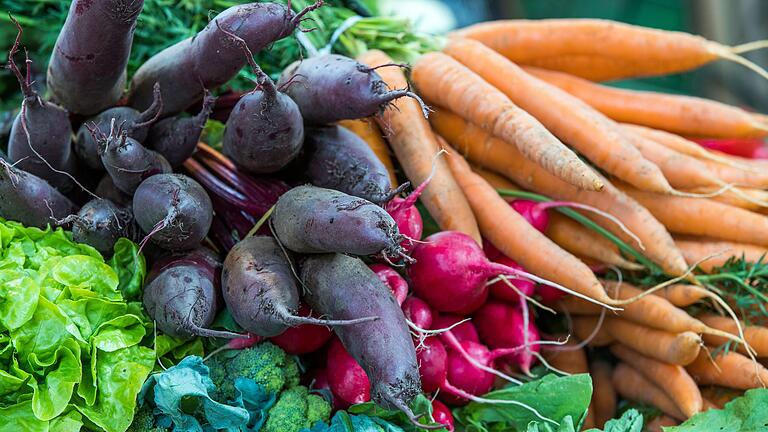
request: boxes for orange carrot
[611,344,702,417]
[570,316,614,347]
[682,186,768,211]
[357,50,481,243]
[606,318,701,365]
[686,350,768,390]
[652,284,714,307]
[590,360,617,428]
[698,158,768,188]
[699,386,743,409]
[431,109,689,276]
[443,38,672,193]
[338,119,397,187]
[546,213,643,270]
[444,149,615,305]
[700,315,768,357]
[674,238,768,273]
[526,67,768,138]
[583,408,595,430]
[612,363,686,420]
[622,124,759,171]
[453,19,768,81]
[471,165,519,190]
[620,185,768,246]
[411,51,604,191]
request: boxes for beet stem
[133,82,164,128]
[281,311,379,327]
[290,0,325,29]
[6,15,34,98]
[215,20,277,99]
[191,325,243,339]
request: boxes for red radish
[482,238,502,261]
[473,301,541,374]
[227,333,263,350]
[431,314,479,343]
[454,287,489,315]
[402,296,433,330]
[369,264,408,306]
[327,338,371,405]
[386,178,429,251]
[537,284,567,304]
[488,257,536,303]
[511,199,608,232]
[442,340,496,404]
[409,231,566,312]
[431,400,455,431]
[310,368,348,411]
[693,137,767,158]
[269,304,333,355]
[416,336,448,393]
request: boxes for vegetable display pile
[3,1,768,431]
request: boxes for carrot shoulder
[444,149,613,304]
[699,314,768,357]
[443,38,672,194]
[431,108,689,277]
[612,362,687,420]
[357,50,481,244]
[527,66,768,138]
[606,318,701,366]
[411,51,604,191]
[686,350,768,390]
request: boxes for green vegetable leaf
[584,409,643,432]
[0,401,49,432]
[348,393,445,431]
[108,238,146,301]
[0,269,40,330]
[526,415,577,432]
[454,374,593,432]
[29,339,81,421]
[665,388,768,432]
[306,410,406,432]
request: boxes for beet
[147,91,216,167]
[63,198,137,255]
[132,174,213,251]
[0,159,78,228]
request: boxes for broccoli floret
[263,386,332,432]
[206,342,300,402]
[126,405,167,432]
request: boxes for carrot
[471,165,519,190]
[686,350,768,389]
[583,409,596,430]
[699,386,743,409]
[698,158,768,188]
[522,55,659,82]
[700,315,768,357]
[622,130,731,190]
[541,339,589,374]
[443,38,672,194]
[611,344,702,417]
[622,124,759,172]
[590,360,616,428]
[620,185,768,247]
[546,213,643,270]
[606,318,701,365]
[357,50,481,244]
[674,238,768,273]
[526,67,768,138]
[338,119,397,187]
[612,362,686,420]
[652,284,714,307]
[411,51,604,191]
[559,281,738,345]
[444,149,615,305]
[453,19,768,81]
[682,186,768,211]
[432,109,689,277]
[570,316,613,347]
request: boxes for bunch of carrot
[340,18,768,429]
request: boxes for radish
[488,257,536,303]
[386,180,427,251]
[441,340,496,404]
[454,288,489,315]
[415,337,447,393]
[482,238,502,261]
[269,304,333,355]
[370,264,408,306]
[430,314,479,344]
[430,400,455,431]
[402,297,433,330]
[537,285,567,304]
[473,301,541,374]
[327,338,371,405]
[408,231,568,312]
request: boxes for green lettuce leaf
[454,374,593,432]
[665,388,768,432]
[584,409,643,432]
[0,219,157,431]
[348,393,446,431]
